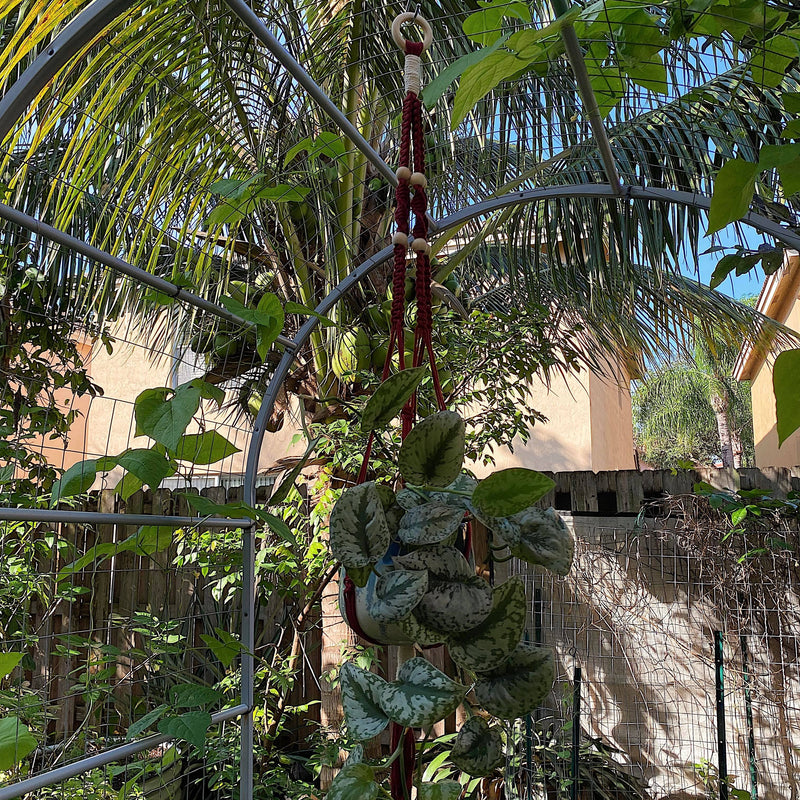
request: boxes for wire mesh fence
[511,505,800,800]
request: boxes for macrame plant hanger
[346,11,449,799]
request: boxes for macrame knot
[404,53,422,96]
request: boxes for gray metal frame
[2,0,800,798]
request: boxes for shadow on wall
[518,516,800,800]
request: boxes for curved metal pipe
[0,0,138,142]
[244,180,800,497]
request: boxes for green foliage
[0,249,101,504]
[0,717,36,771]
[398,411,466,487]
[449,716,504,777]
[774,349,800,445]
[471,467,555,517]
[361,366,428,432]
[633,324,755,469]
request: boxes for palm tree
[0,0,796,402]
[632,324,755,469]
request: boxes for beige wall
[82,325,299,488]
[64,320,636,483]
[470,366,635,477]
[750,287,800,468]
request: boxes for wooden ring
[391,12,433,54]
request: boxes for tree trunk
[710,391,735,468]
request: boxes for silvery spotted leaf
[449,716,504,777]
[492,507,573,576]
[367,569,428,625]
[429,472,478,509]
[448,577,527,672]
[339,661,389,741]
[329,482,390,583]
[474,642,554,719]
[415,575,492,634]
[379,657,466,728]
[400,610,444,647]
[418,781,462,800]
[398,411,465,487]
[327,762,380,800]
[396,488,428,511]
[393,544,472,580]
[397,502,465,546]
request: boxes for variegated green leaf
[415,575,493,634]
[448,578,527,672]
[493,507,573,576]
[367,569,428,625]
[379,658,466,728]
[396,488,427,510]
[343,745,364,766]
[429,472,478,509]
[394,544,472,580]
[474,642,554,720]
[328,762,380,800]
[418,780,463,800]
[472,468,555,517]
[397,503,465,546]
[449,716,504,777]
[340,662,390,741]
[384,504,406,537]
[329,482,390,585]
[361,366,428,432]
[398,411,466,487]
[401,611,445,647]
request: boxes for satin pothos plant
[326,369,574,798]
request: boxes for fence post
[741,634,758,799]
[714,631,728,800]
[572,666,581,800]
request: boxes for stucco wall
[589,367,636,471]
[470,367,635,477]
[83,326,299,487]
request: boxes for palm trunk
[710,391,735,468]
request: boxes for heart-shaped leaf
[169,684,221,708]
[0,653,23,679]
[399,411,465,487]
[379,657,466,728]
[449,716,504,777]
[491,507,573,576]
[340,662,390,741]
[474,642,554,720]
[418,780,463,800]
[157,711,211,750]
[368,569,428,625]
[472,468,555,517]
[397,503,465,546]
[328,763,380,800]
[428,472,478,509]
[448,578,527,672]
[361,366,428,432]
[401,611,445,647]
[396,488,428,510]
[394,544,472,580]
[0,717,37,770]
[415,575,493,634]
[126,704,169,740]
[329,482,390,584]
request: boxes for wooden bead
[411,237,429,253]
[392,232,409,247]
[410,172,427,189]
[396,166,412,182]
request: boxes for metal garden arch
[1,1,800,798]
